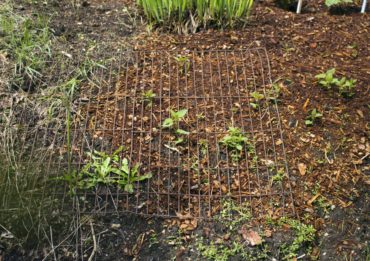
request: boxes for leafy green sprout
[199,139,208,156]
[220,127,250,161]
[337,77,356,98]
[267,83,281,101]
[59,147,152,194]
[162,109,187,128]
[315,68,357,97]
[315,68,337,89]
[250,91,265,109]
[305,109,323,126]
[175,55,190,73]
[142,89,156,106]
[271,168,285,184]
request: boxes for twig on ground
[87,220,97,261]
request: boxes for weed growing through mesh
[59,146,152,194]
[175,55,190,73]
[250,91,265,109]
[220,127,252,162]
[142,89,156,106]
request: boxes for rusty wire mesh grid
[71,48,296,220]
[0,48,295,222]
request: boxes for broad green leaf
[176,129,189,135]
[124,184,134,193]
[162,118,174,128]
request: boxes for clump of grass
[0,2,52,90]
[137,0,254,31]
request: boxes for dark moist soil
[2,0,369,260]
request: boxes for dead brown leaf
[239,227,262,246]
[176,212,193,220]
[298,163,307,176]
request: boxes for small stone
[111,223,121,229]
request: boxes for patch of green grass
[137,0,254,31]
[325,0,353,7]
[0,2,52,89]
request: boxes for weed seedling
[316,68,357,97]
[336,77,356,98]
[278,218,316,260]
[113,158,152,193]
[250,91,265,109]
[218,198,251,231]
[59,147,152,193]
[220,127,249,161]
[142,89,156,106]
[305,109,323,126]
[267,83,281,102]
[315,68,337,90]
[175,55,190,73]
[271,168,285,184]
[162,109,188,133]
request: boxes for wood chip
[298,163,307,176]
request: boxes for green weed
[142,89,156,106]
[271,168,285,184]
[305,109,323,126]
[196,239,243,261]
[315,68,356,97]
[250,91,265,109]
[0,3,52,89]
[217,198,251,231]
[315,68,337,90]
[278,218,316,260]
[162,109,189,135]
[175,55,190,73]
[59,147,152,194]
[337,77,356,98]
[220,127,251,161]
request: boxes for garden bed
[76,48,295,219]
